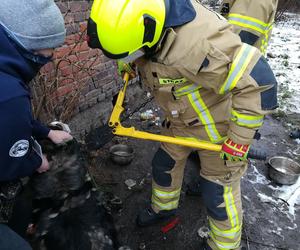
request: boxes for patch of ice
[286,224,298,231]
[275,177,300,217]
[258,193,278,204]
[243,195,251,202]
[247,164,270,185]
[268,23,300,114]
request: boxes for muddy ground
[86,101,300,250]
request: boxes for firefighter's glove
[117,60,136,78]
[220,138,250,161]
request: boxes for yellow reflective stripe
[153,188,181,199]
[231,110,264,128]
[228,13,274,54]
[159,77,187,85]
[173,84,202,98]
[260,24,273,54]
[187,91,223,143]
[210,233,241,250]
[151,197,179,210]
[219,44,256,94]
[228,13,270,34]
[209,220,241,239]
[224,186,239,228]
[229,13,269,27]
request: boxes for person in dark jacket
[0,0,72,249]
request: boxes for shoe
[136,206,176,227]
[290,129,300,139]
[186,178,202,196]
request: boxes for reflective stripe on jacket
[219,0,278,54]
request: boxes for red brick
[59,78,74,86]
[59,65,73,77]
[56,2,68,13]
[78,51,89,61]
[65,34,81,46]
[77,71,89,81]
[76,42,89,52]
[68,2,82,12]
[66,24,80,35]
[88,49,99,57]
[55,58,71,69]
[64,14,74,24]
[56,85,73,97]
[81,1,90,11]
[66,55,79,63]
[55,46,72,59]
[74,12,85,23]
[40,62,55,74]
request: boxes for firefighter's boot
[136,206,176,227]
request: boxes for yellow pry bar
[108,73,222,152]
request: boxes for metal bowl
[268,156,300,185]
[109,144,134,165]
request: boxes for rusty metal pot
[268,156,300,185]
[109,144,134,165]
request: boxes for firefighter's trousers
[150,125,247,250]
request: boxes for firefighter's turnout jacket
[137,1,277,250]
[220,0,278,54]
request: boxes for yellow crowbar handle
[108,73,222,152]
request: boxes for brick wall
[31,0,127,139]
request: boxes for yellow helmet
[87,0,166,59]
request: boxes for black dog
[30,136,120,250]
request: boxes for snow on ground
[267,14,300,115]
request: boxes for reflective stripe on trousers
[152,188,181,211]
[209,186,242,250]
[231,109,264,128]
[219,43,257,94]
[228,13,274,54]
[187,91,224,143]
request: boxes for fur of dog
[30,136,119,250]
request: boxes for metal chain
[121,96,154,122]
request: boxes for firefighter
[87,0,277,249]
[219,0,278,54]
[187,0,279,196]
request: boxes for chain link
[121,96,154,122]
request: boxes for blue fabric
[164,0,196,28]
[199,176,228,221]
[0,97,43,181]
[0,224,32,250]
[152,148,175,187]
[0,25,50,181]
[250,56,278,110]
[239,30,259,46]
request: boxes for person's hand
[220,138,250,161]
[117,60,136,78]
[48,129,73,145]
[36,154,50,173]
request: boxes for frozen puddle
[275,177,300,217]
